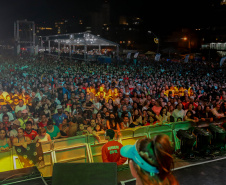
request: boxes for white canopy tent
[39,32,119,60]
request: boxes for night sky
[0,0,217,40]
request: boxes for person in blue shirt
[45,119,61,140]
[52,105,67,127]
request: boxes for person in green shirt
[45,119,61,140]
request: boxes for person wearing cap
[52,105,67,127]
[18,109,30,129]
[120,135,178,185]
[101,129,127,166]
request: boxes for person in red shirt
[101,129,127,166]
[24,121,37,140]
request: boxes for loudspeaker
[0,166,47,185]
[52,163,117,185]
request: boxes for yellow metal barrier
[1,121,199,176]
[54,144,91,164]
[0,149,13,172]
[148,124,173,144]
[87,133,106,145]
[89,141,108,163]
[53,135,87,150]
[133,126,148,137]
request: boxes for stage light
[176,129,196,158]
[193,127,212,156]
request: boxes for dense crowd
[0,53,226,151]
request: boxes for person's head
[186,110,193,118]
[2,105,8,113]
[90,119,96,127]
[43,103,49,110]
[62,118,69,125]
[110,112,115,119]
[0,129,6,140]
[19,100,24,107]
[56,105,63,114]
[105,129,115,140]
[11,120,20,130]
[47,119,54,130]
[38,127,47,136]
[177,117,182,122]
[95,124,101,132]
[22,109,28,119]
[215,104,221,111]
[160,107,167,116]
[122,105,127,112]
[121,135,177,185]
[41,114,47,122]
[79,123,85,131]
[2,114,9,123]
[176,103,183,111]
[18,128,24,138]
[205,105,211,112]
[25,121,32,131]
[123,116,129,123]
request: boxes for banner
[15,142,45,168]
[155,53,161,61]
[184,54,190,63]
[220,56,226,67]
[134,52,139,58]
[127,53,131,59]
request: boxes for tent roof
[41,32,119,47]
[145,51,156,55]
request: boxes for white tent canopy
[39,32,119,58]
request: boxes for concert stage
[118,154,226,185]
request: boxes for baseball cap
[11,120,20,126]
[22,109,28,114]
[120,141,159,175]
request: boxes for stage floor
[43,152,226,185]
[118,152,226,185]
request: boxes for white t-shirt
[172,109,185,122]
[93,102,102,114]
[15,105,26,113]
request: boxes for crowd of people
[0,53,226,152]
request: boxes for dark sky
[0,0,217,40]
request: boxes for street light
[148,30,159,53]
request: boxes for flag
[15,142,45,168]
[155,54,161,61]
[134,52,139,58]
[184,54,190,63]
[220,56,226,67]
[127,53,131,59]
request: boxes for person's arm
[47,134,52,141]
[106,120,111,129]
[53,131,61,139]
[12,138,21,146]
